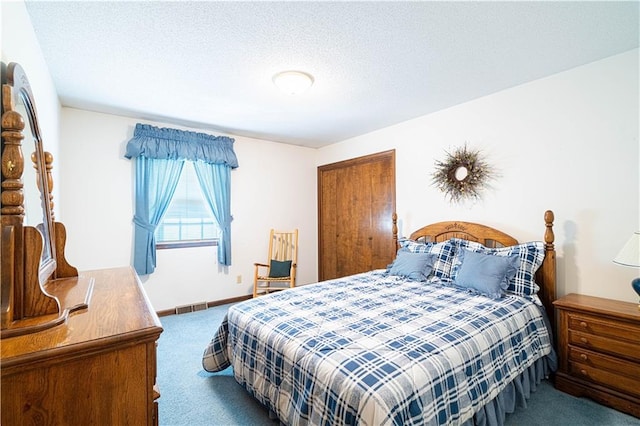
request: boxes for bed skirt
[464,351,557,426]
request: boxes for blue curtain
[125,123,239,167]
[125,124,239,274]
[132,157,184,275]
[193,161,233,265]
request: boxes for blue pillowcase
[452,248,519,299]
[388,251,436,282]
[450,238,545,298]
[397,238,456,280]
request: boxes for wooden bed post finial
[544,210,555,249]
[392,212,398,249]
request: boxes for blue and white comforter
[202,270,552,426]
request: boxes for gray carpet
[157,303,640,426]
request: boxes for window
[126,123,237,274]
[156,162,219,249]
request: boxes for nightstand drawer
[568,330,640,362]
[569,346,640,381]
[569,359,640,398]
[568,314,640,345]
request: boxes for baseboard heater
[156,295,252,318]
[174,302,208,315]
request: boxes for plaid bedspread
[202,270,552,426]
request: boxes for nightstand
[554,293,640,418]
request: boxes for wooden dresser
[554,293,640,418]
[1,267,163,425]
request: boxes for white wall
[1,0,61,192]
[317,49,640,304]
[60,109,317,311]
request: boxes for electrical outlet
[236,275,242,284]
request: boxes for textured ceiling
[25,1,639,148]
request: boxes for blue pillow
[452,248,519,299]
[450,238,545,298]
[397,238,456,280]
[268,259,292,278]
[388,251,436,282]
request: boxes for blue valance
[125,123,239,168]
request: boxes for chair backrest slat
[269,229,298,263]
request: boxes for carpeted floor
[157,304,640,426]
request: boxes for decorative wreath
[431,144,495,203]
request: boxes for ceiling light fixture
[272,70,314,95]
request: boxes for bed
[203,211,558,426]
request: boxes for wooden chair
[253,229,298,297]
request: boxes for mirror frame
[2,62,57,283]
[2,62,86,339]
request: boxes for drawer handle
[579,321,587,328]
[580,369,588,376]
[580,337,588,344]
[580,353,588,361]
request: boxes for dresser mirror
[1,62,88,338]
[14,79,55,272]
[1,62,56,285]
[19,101,46,230]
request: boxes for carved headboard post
[392,212,398,251]
[538,210,556,329]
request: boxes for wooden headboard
[400,210,557,328]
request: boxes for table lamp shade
[614,231,640,307]
[613,231,640,267]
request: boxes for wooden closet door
[318,150,396,281]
